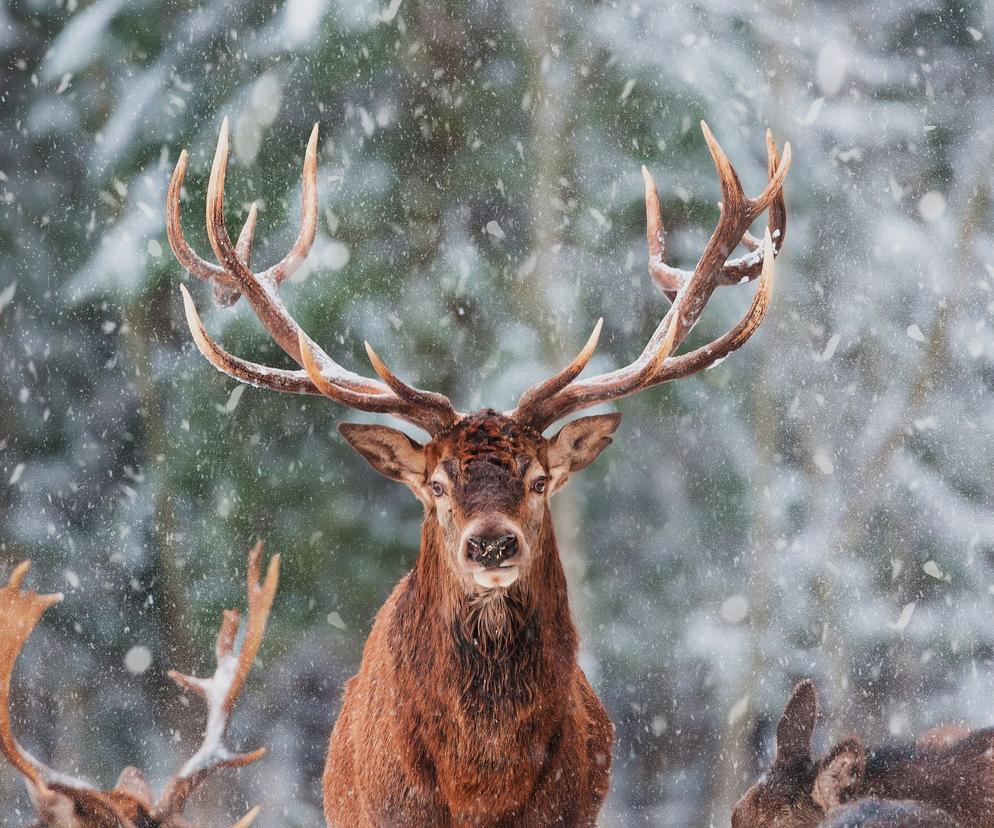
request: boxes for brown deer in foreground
[166,117,790,826]
[0,544,278,827]
[732,680,989,828]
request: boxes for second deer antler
[0,545,279,828]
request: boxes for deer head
[734,681,994,828]
[338,411,620,590]
[166,119,789,596]
[732,681,873,828]
[0,544,278,828]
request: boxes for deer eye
[532,477,547,494]
[431,481,445,497]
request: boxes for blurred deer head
[731,680,826,828]
[0,544,278,828]
[733,680,991,828]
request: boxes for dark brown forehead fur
[431,410,543,472]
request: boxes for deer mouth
[471,564,521,590]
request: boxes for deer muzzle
[467,533,519,568]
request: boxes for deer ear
[546,413,621,494]
[339,424,427,494]
[812,738,866,812]
[775,680,818,763]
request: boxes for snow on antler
[154,541,279,820]
[0,547,278,828]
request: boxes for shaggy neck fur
[323,474,614,825]
[391,512,577,722]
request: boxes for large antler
[167,119,459,435]
[510,123,790,431]
[0,548,276,827]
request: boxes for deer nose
[467,534,519,568]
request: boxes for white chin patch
[472,567,520,590]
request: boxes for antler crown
[168,119,789,436]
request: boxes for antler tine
[749,129,792,219]
[0,562,63,793]
[236,203,258,267]
[179,284,322,396]
[296,334,457,433]
[223,542,278,716]
[261,122,319,287]
[510,319,603,418]
[166,150,241,292]
[169,119,461,435]
[364,341,462,418]
[513,126,789,432]
[213,203,258,308]
[645,127,790,295]
[154,542,279,820]
[643,166,679,298]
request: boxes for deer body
[320,412,617,825]
[834,735,993,828]
[324,516,612,826]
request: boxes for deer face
[732,681,868,828]
[339,411,620,592]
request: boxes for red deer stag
[0,543,278,827]
[166,117,790,826]
[732,680,989,828]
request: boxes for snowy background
[3,0,994,825]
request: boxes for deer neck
[393,514,578,718]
